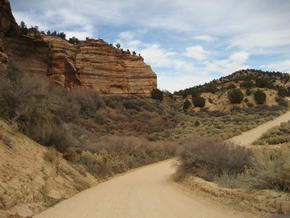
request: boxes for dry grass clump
[247,148,290,191]
[176,137,290,192]
[176,138,252,181]
[254,121,290,145]
[78,136,177,178]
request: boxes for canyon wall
[43,36,157,96]
[0,0,157,96]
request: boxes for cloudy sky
[11,0,290,92]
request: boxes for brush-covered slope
[175,69,290,111]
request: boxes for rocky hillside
[0,0,157,96]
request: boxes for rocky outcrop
[0,0,19,71]
[0,0,157,96]
[43,36,157,96]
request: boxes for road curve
[35,109,290,218]
[230,110,290,146]
[35,160,252,218]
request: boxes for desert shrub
[177,138,253,181]
[151,89,163,101]
[228,88,244,104]
[190,90,201,98]
[246,102,254,108]
[194,120,200,127]
[255,78,273,88]
[73,90,104,116]
[275,96,289,107]
[57,93,80,123]
[240,81,254,88]
[183,100,191,111]
[227,84,236,89]
[246,89,252,96]
[277,86,289,97]
[192,96,205,107]
[35,124,76,153]
[254,90,266,104]
[81,136,176,177]
[248,149,290,192]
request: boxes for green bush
[254,90,266,104]
[277,86,289,97]
[227,84,236,89]
[255,78,273,88]
[194,120,200,127]
[228,88,244,104]
[151,89,163,101]
[240,81,254,88]
[192,96,205,107]
[183,100,192,111]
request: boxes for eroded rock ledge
[43,36,157,96]
[0,0,157,96]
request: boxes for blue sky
[11,0,290,92]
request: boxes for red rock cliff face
[0,0,19,71]
[0,0,157,96]
[43,36,157,96]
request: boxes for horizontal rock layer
[1,0,157,96]
[43,36,157,96]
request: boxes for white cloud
[127,40,142,48]
[139,44,175,67]
[65,31,91,40]
[260,60,290,73]
[119,31,135,40]
[229,51,249,63]
[116,32,197,74]
[185,45,207,60]
[193,35,216,42]
[229,29,290,51]
[204,59,249,75]
[158,73,212,92]
[203,51,251,75]
[13,11,48,30]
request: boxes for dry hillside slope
[0,120,97,218]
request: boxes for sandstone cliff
[43,36,157,96]
[0,0,19,71]
[0,0,157,96]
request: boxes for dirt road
[230,110,290,146]
[35,160,254,218]
[35,110,290,218]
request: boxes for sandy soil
[35,109,290,218]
